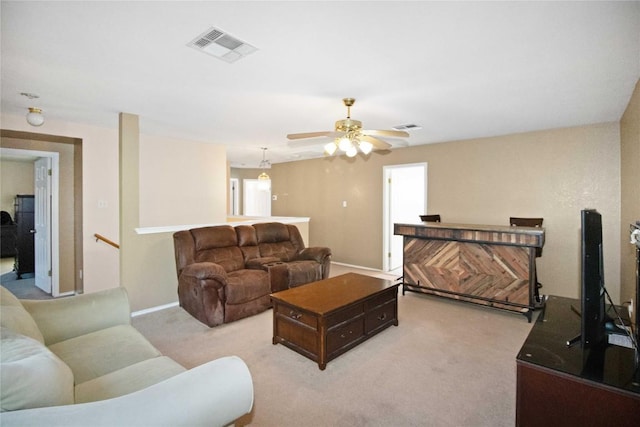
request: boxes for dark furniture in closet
[15,195,35,278]
[1,211,17,258]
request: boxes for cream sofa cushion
[49,324,162,383]
[0,287,44,344]
[0,328,74,412]
[75,356,186,403]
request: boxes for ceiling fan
[286,98,409,157]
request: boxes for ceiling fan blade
[362,129,410,138]
[360,135,391,150]
[286,131,334,140]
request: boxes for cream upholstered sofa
[0,285,253,426]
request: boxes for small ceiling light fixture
[324,131,373,157]
[26,107,44,127]
[257,147,271,190]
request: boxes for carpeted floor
[0,271,52,300]
[132,264,536,427]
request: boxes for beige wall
[120,114,228,311]
[271,122,623,302]
[139,134,227,227]
[0,159,34,213]
[620,79,640,304]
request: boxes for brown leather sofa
[173,222,331,327]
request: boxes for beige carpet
[132,264,536,426]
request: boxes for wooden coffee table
[271,272,399,370]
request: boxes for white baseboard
[331,261,381,272]
[132,301,179,317]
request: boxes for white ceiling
[2,1,639,168]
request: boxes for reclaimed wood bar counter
[394,222,545,321]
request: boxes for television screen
[580,209,607,349]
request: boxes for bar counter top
[394,221,545,248]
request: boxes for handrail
[94,233,120,249]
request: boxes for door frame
[229,178,239,215]
[382,163,427,272]
[1,147,59,296]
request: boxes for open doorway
[243,179,271,216]
[1,129,83,297]
[0,148,59,296]
[382,163,427,273]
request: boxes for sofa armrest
[297,246,331,263]
[21,287,131,346]
[0,355,254,427]
[180,262,228,284]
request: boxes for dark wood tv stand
[516,295,640,427]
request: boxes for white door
[383,163,427,271]
[34,157,52,293]
[243,179,271,216]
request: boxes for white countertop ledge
[135,216,310,235]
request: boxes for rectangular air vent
[392,124,422,131]
[187,27,257,63]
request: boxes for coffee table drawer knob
[378,313,387,321]
[289,310,302,320]
[340,330,354,339]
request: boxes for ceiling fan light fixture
[359,141,373,155]
[26,107,44,126]
[324,142,338,155]
[287,98,407,158]
[337,136,352,151]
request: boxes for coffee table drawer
[275,304,317,328]
[365,300,396,334]
[326,304,363,328]
[364,288,396,310]
[327,318,364,355]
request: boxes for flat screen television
[579,209,609,349]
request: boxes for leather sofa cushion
[0,327,74,411]
[254,222,289,243]
[235,225,257,246]
[225,270,270,305]
[236,225,260,262]
[195,246,244,273]
[192,226,245,273]
[254,223,297,261]
[192,226,237,251]
[257,241,297,261]
[49,325,162,384]
[75,356,185,404]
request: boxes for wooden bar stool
[510,217,543,302]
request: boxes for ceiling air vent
[392,124,422,131]
[187,27,257,63]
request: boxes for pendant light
[258,147,271,190]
